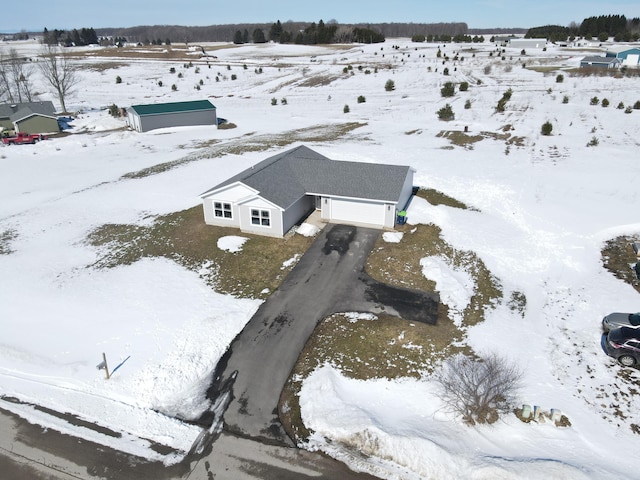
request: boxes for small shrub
[634,100,640,110]
[177,72,183,78]
[562,95,569,104]
[281,97,287,105]
[435,353,523,425]
[464,99,471,109]
[243,64,247,70]
[115,75,122,84]
[587,136,599,147]
[437,103,455,121]
[440,81,455,97]
[231,74,237,80]
[385,79,395,91]
[443,67,450,75]
[541,121,553,136]
[496,98,507,112]
[169,67,176,74]
[625,106,633,114]
[226,65,231,70]
[343,67,349,74]
[357,95,366,103]
[617,102,625,109]
[199,79,204,85]
[271,97,278,106]
[556,74,564,83]
[171,84,177,91]
[108,104,120,117]
[157,80,163,87]
[590,96,599,105]
[602,98,609,107]
[484,65,491,75]
[459,81,469,92]
[343,104,350,113]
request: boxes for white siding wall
[202,184,256,228]
[238,198,283,237]
[282,195,314,234]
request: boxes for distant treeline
[88,21,469,45]
[526,15,640,42]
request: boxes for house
[127,99,217,133]
[0,101,59,134]
[605,46,640,66]
[580,56,621,69]
[200,146,415,237]
[507,38,547,49]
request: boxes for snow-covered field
[1,37,639,477]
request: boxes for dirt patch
[601,235,640,294]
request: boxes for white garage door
[625,54,639,66]
[330,198,385,226]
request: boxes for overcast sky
[2,0,637,33]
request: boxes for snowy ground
[1,37,639,477]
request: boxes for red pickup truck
[2,132,47,145]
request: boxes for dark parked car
[604,327,640,366]
[602,312,640,332]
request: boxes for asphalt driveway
[204,224,439,446]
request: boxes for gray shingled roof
[581,56,619,64]
[0,101,56,119]
[202,145,411,209]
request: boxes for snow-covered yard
[1,38,639,477]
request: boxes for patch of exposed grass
[437,129,525,149]
[282,223,503,442]
[366,223,502,328]
[415,188,472,210]
[121,122,366,180]
[77,61,130,72]
[436,130,484,149]
[280,310,468,443]
[85,205,313,299]
[507,291,527,317]
[297,74,343,87]
[0,229,17,255]
[601,235,640,294]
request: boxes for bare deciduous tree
[38,44,79,113]
[434,353,523,425]
[0,49,36,103]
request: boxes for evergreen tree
[233,30,244,44]
[253,28,266,43]
[269,20,283,42]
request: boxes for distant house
[0,101,59,134]
[200,145,415,237]
[580,56,621,69]
[127,99,217,133]
[605,46,640,66]
[507,38,547,49]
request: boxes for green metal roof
[130,100,216,116]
